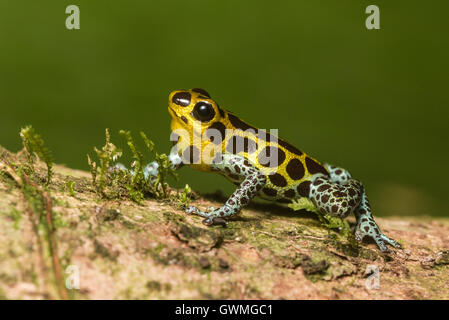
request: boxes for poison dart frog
[146,88,401,252]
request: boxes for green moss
[120,130,179,201]
[0,170,18,190]
[405,264,449,299]
[162,211,185,223]
[87,129,178,203]
[6,207,22,230]
[288,197,318,213]
[52,197,69,208]
[149,243,166,256]
[65,180,75,197]
[172,184,193,209]
[325,233,360,257]
[20,171,45,224]
[52,211,69,229]
[170,219,223,252]
[118,217,138,230]
[355,246,378,260]
[300,256,330,279]
[289,197,357,252]
[119,130,147,202]
[218,227,238,239]
[87,129,124,198]
[93,240,119,261]
[149,246,199,268]
[98,208,120,222]
[0,273,18,285]
[146,280,162,292]
[274,252,304,269]
[20,125,54,185]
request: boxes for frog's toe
[355,223,400,252]
[380,234,402,249]
[185,206,226,226]
[374,237,389,253]
[186,206,199,215]
[354,225,370,243]
[202,217,226,227]
[185,206,212,219]
[202,217,214,226]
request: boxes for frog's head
[168,88,225,130]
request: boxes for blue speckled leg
[308,164,401,252]
[186,154,266,226]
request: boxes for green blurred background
[1,1,448,216]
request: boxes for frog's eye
[172,92,191,107]
[192,101,215,122]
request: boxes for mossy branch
[119,129,148,202]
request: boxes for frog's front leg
[186,154,266,226]
[309,164,401,252]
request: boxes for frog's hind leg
[186,154,266,226]
[308,173,362,218]
[309,164,401,252]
